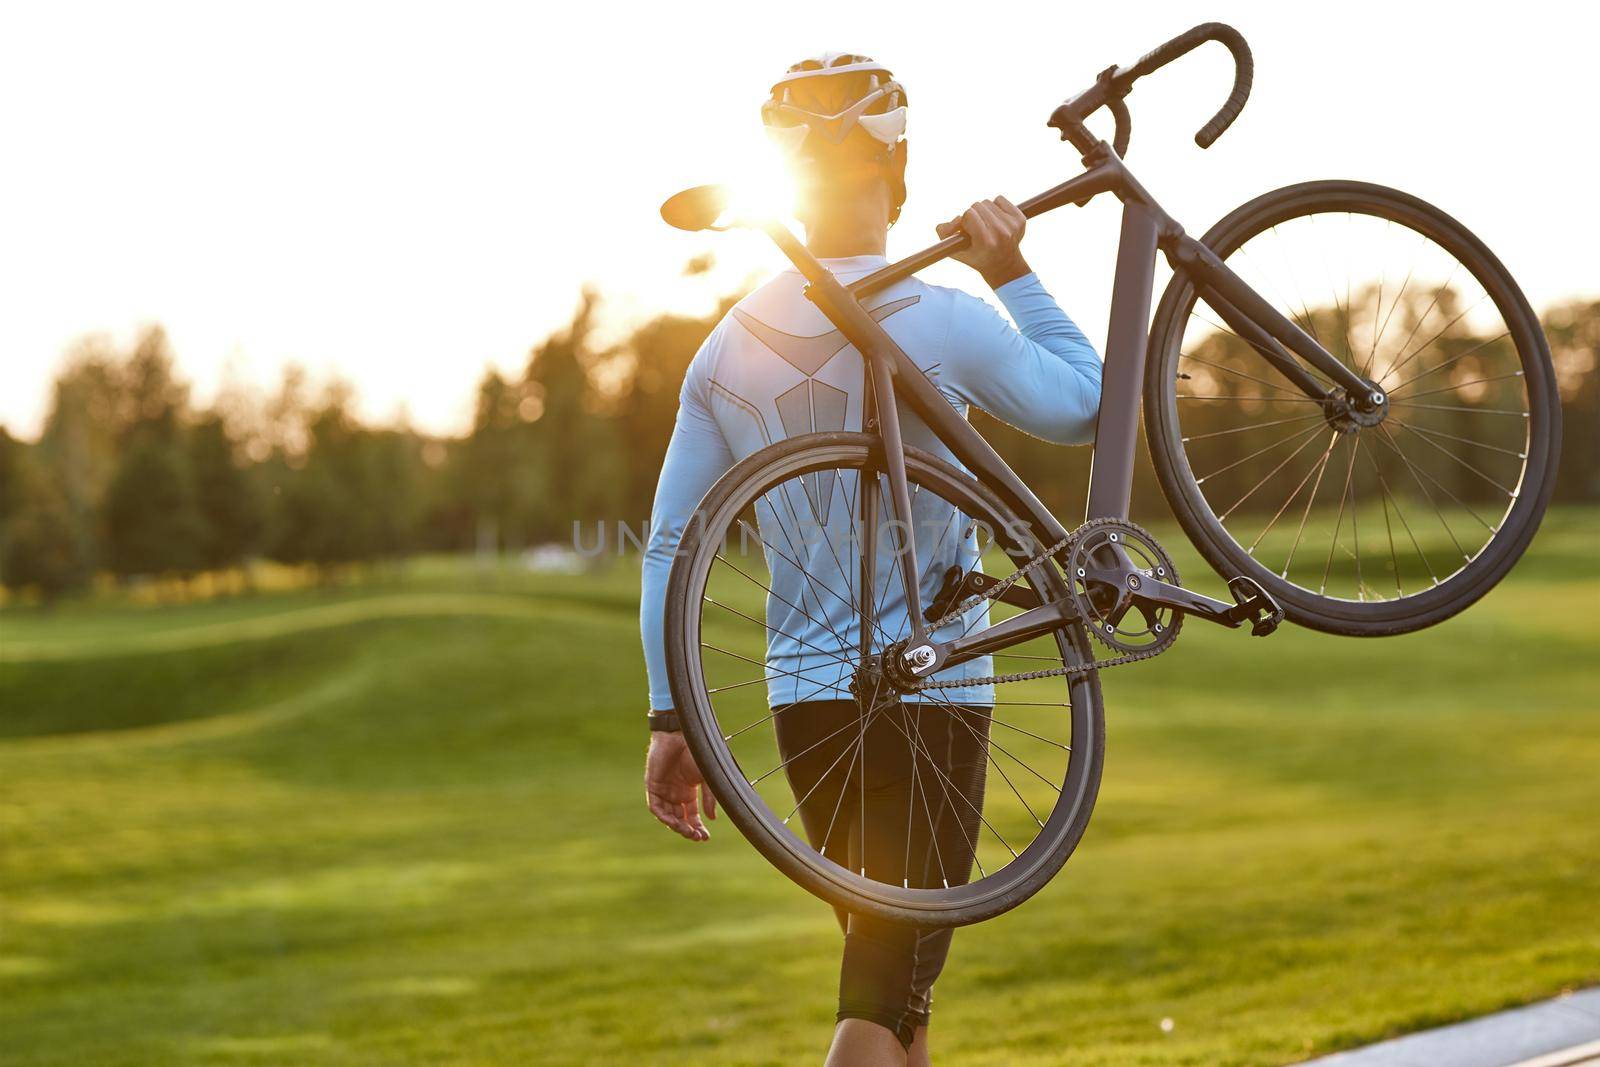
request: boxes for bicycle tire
[1144,180,1560,636]
[664,432,1105,927]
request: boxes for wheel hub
[1323,385,1389,433]
[869,641,938,696]
[850,653,907,707]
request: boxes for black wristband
[648,710,681,733]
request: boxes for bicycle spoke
[1180,345,1312,399]
[788,709,874,825]
[1386,400,1529,417]
[921,699,1072,748]
[1380,290,1490,385]
[1196,420,1327,485]
[1351,439,1364,599]
[1386,330,1510,393]
[877,705,1015,861]
[760,483,889,655]
[709,668,841,697]
[921,692,1063,797]
[1218,427,1333,521]
[1363,442,1416,594]
[1392,421,1517,496]
[1180,393,1324,404]
[747,701,870,787]
[716,551,857,664]
[920,694,1045,829]
[777,473,894,651]
[717,682,831,742]
[1388,418,1527,459]
[1182,412,1324,442]
[1364,256,1416,379]
[897,702,947,889]
[1358,220,1392,378]
[1318,436,1359,595]
[1277,432,1341,577]
[1265,225,1326,347]
[737,518,859,627]
[1388,371,1524,403]
[703,597,858,671]
[903,701,985,881]
[870,470,908,646]
[1311,212,1358,367]
[1370,426,1477,556]
[1241,443,1335,556]
[1377,263,1460,384]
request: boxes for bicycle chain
[911,524,1175,690]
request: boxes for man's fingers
[681,791,710,840]
[702,785,716,820]
[977,199,1018,240]
[973,201,1006,238]
[648,790,704,841]
[673,794,708,841]
[646,791,683,831]
[939,198,1023,248]
[962,206,996,247]
[936,215,964,239]
[681,802,708,841]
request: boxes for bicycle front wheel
[1145,181,1560,636]
[664,433,1104,927]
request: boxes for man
[639,53,1102,1066]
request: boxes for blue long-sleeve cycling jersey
[640,255,1102,711]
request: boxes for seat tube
[1085,200,1160,521]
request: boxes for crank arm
[1127,576,1237,625]
[1131,574,1283,636]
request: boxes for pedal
[924,566,1040,622]
[1224,576,1283,636]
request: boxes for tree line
[1,274,1595,602]
[0,278,737,601]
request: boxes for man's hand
[936,196,1032,289]
[645,730,716,842]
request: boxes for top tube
[847,163,1123,300]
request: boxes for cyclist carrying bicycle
[640,53,1103,1066]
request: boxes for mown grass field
[1,510,1596,1066]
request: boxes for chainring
[1063,518,1184,655]
[911,517,1183,691]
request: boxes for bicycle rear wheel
[664,433,1103,927]
[1145,181,1560,636]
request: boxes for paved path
[1303,989,1600,1067]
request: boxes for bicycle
[657,23,1560,928]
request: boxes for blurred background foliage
[1,271,1594,603]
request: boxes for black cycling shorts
[773,699,990,1048]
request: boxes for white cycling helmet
[761,52,908,156]
[762,53,909,222]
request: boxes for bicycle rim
[664,435,1104,926]
[1146,181,1559,634]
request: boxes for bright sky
[3,1,1596,439]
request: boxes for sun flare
[716,143,802,227]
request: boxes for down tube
[1084,201,1160,522]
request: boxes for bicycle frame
[759,140,1365,669]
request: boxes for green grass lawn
[2,511,1596,1066]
